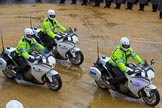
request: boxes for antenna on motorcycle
[0,32,4,51]
[69,27,72,32]
[30,12,33,29]
[97,40,100,60]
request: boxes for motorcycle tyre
[2,69,15,80]
[68,51,84,65]
[141,89,160,106]
[95,80,108,90]
[45,74,62,91]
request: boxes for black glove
[35,56,42,62]
[134,69,141,76]
[27,56,35,63]
[127,70,134,75]
[55,36,61,40]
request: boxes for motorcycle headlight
[69,35,78,44]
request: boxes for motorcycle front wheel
[45,74,62,91]
[68,51,84,65]
[2,68,15,80]
[141,89,160,106]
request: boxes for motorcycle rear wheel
[2,68,15,80]
[68,51,84,65]
[141,89,160,106]
[95,80,108,90]
[45,74,62,91]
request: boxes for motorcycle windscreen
[42,55,56,68]
[68,35,78,43]
[89,67,101,81]
[0,58,7,70]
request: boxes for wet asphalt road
[0,2,162,108]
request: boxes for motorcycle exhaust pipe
[8,69,16,77]
[102,80,112,89]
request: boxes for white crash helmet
[48,9,56,20]
[6,100,24,108]
[120,37,130,51]
[24,28,34,41]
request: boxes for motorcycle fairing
[127,76,150,97]
[46,70,58,82]
[30,63,51,83]
[70,47,81,58]
[57,42,74,59]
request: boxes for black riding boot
[129,2,133,10]
[160,12,162,19]
[115,3,121,9]
[139,4,144,11]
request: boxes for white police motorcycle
[33,27,84,66]
[0,46,62,91]
[89,55,160,106]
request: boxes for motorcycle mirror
[150,59,155,65]
[74,28,77,32]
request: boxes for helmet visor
[26,34,33,39]
[122,44,130,49]
[50,15,55,18]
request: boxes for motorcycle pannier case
[89,66,101,81]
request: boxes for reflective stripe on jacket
[15,37,44,59]
[109,45,144,73]
[41,18,66,39]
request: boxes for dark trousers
[59,0,65,3]
[82,0,88,4]
[94,0,100,6]
[14,54,28,74]
[115,3,121,9]
[107,63,126,85]
[35,0,41,2]
[160,12,162,19]
[71,0,77,3]
[152,4,158,12]
[122,0,126,4]
[39,32,57,51]
[139,4,145,11]
[134,0,138,4]
[105,1,112,8]
[126,2,133,9]
[110,67,126,85]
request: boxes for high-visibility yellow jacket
[109,45,144,73]
[41,18,66,39]
[15,37,44,59]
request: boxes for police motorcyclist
[108,37,144,88]
[14,28,45,80]
[39,9,67,51]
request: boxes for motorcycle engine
[119,84,129,94]
[24,70,33,81]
